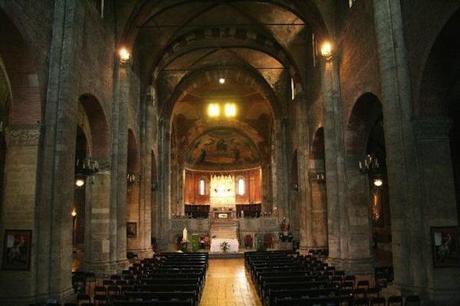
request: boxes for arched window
[237,177,245,196]
[199,178,206,196]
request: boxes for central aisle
[200,259,262,306]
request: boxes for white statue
[182,227,188,242]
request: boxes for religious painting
[431,226,460,268]
[127,222,137,238]
[2,229,32,271]
[187,128,260,168]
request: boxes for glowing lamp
[118,47,130,63]
[373,178,383,187]
[219,78,226,84]
[75,178,85,187]
[224,103,237,118]
[320,41,333,59]
[207,103,220,118]
[71,208,77,217]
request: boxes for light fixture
[207,103,220,118]
[373,178,383,187]
[127,173,137,184]
[219,77,226,84]
[71,208,77,217]
[224,103,237,118]
[118,47,130,63]
[359,154,380,174]
[75,178,85,187]
[320,41,333,60]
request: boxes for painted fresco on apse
[187,129,260,168]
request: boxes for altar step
[209,251,244,259]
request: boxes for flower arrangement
[220,241,230,252]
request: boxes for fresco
[187,129,260,168]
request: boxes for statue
[279,217,293,242]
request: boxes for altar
[210,238,239,253]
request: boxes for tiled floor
[200,258,262,306]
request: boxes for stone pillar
[295,93,313,252]
[271,118,289,220]
[372,0,428,298]
[137,89,155,257]
[0,125,41,304]
[261,163,273,213]
[322,56,350,266]
[322,56,374,273]
[32,1,84,302]
[82,169,112,273]
[157,118,171,249]
[109,60,129,270]
[413,118,460,303]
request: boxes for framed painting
[431,226,460,268]
[2,229,32,271]
[127,222,137,238]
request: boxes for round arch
[79,94,110,160]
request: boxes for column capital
[5,124,41,146]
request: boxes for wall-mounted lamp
[127,173,137,185]
[309,171,326,183]
[71,208,77,217]
[359,154,380,174]
[373,178,383,187]
[219,77,226,85]
[75,178,85,187]
[320,41,334,60]
[292,183,299,191]
[118,47,130,63]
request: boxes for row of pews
[72,252,208,306]
[245,251,420,306]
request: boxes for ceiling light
[373,178,383,187]
[118,47,130,63]
[75,178,85,187]
[219,78,226,84]
[224,103,237,118]
[207,103,220,118]
[320,41,333,59]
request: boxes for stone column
[322,55,373,273]
[295,93,313,252]
[138,89,155,257]
[413,118,460,303]
[157,118,171,249]
[109,60,129,270]
[372,0,429,298]
[322,56,350,266]
[271,118,289,220]
[32,1,84,301]
[0,125,41,304]
[82,167,112,273]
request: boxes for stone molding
[5,124,41,146]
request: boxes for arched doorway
[347,93,392,268]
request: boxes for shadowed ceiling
[119,0,329,170]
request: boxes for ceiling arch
[163,63,280,120]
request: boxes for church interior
[0,0,459,305]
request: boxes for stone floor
[200,258,262,306]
